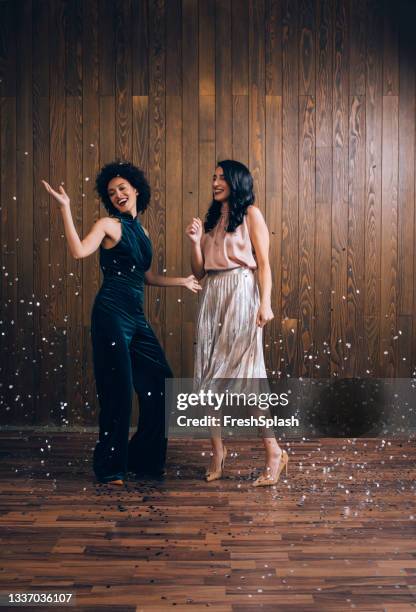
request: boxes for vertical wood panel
[181,0,199,377]
[16,0,34,421]
[281,0,299,374]
[200,0,215,97]
[0,96,17,422]
[49,0,67,422]
[232,0,248,163]
[165,1,182,376]
[249,0,265,212]
[380,95,398,377]
[265,95,282,375]
[82,0,100,422]
[265,0,282,96]
[397,1,415,376]
[99,0,115,96]
[115,0,133,160]
[315,0,332,376]
[166,94,182,376]
[66,0,83,423]
[365,0,382,375]
[232,0,248,95]
[299,0,315,96]
[346,95,365,377]
[0,1,17,96]
[298,96,315,377]
[330,0,349,377]
[215,0,232,161]
[147,0,166,345]
[383,0,399,96]
[349,0,366,96]
[132,0,149,96]
[32,0,50,423]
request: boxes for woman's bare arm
[246,205,274,328]
[144,269,201,293]
[42,180,109,259]
[185,217,205,280]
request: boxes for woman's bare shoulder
[246,205,265,227]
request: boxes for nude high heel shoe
[253,450,288,487]
[205,446,227,482]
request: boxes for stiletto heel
[253,450,289,487]
[205,446,227,482]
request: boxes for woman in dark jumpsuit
[42,162,200,485]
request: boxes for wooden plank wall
[0,0,415,425]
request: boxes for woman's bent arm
[42,180,107,259]
[60,207,106,259]
[190,242,205,280]
[185,217,205,280]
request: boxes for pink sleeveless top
[201,211,257,271]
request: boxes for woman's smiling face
[212,166,231,203]
[107,177,138,216]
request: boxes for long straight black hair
[204,160,255,233]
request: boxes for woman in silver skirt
[185,160,288,486]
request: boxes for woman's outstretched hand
[41,180,70,208]
[183,274,202,293]
[185,217,203,244]
[256,303,274,328]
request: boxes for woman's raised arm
[42,180,107,259]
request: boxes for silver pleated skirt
[194,267,267,389]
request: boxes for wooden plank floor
[0,433,415,611]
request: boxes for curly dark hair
[95,161,151,215]
[204,160,255,233]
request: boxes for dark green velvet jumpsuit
[91,211,172,482]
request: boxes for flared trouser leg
[91,309,134,482]
[128,320,173,475]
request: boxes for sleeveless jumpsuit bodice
[95,213,152,315]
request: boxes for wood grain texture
[330,0,349,377]
[1,0,416,424]
[148,0,166,346]
[65,0,83,425]
[314,0,332,377]
[181,0,199,377]
[380,95,398,377]
[215,0,232,161]
[265,0,282,96]
[0,96,17,424]
[115,0,133,161]
[346,95,365,377]
[298,95,315,377]
[265,95,282,376]
[32,0,50,422]
[299,0,315,96]
[0,434,415,610]
[16,0,34,422]
[82,0,100,424]
[49,0,67,421]
[365,0,383,376]
[281,0,299,375]
[249,0,266,213]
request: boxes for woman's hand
[185,217,203,244]
[183,274,202,293]
[41,180,70,209]
[256,303,274,328]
